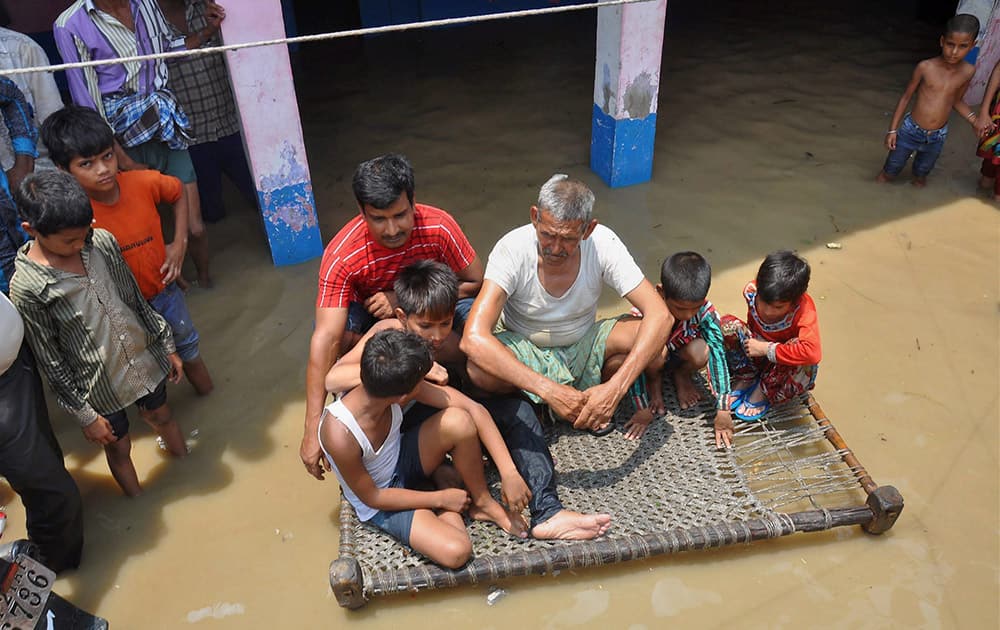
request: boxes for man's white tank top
[318,398,403,522]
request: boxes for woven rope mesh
[336,376,866,591]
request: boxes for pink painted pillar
[220,0,323,266]
[591,0,668,187]
[966,9,1000,105]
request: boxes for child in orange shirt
[41,106,213,394]
[721,251,820,421]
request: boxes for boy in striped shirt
[625,252,733,449]
[9,170,187,497]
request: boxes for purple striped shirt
[53,0,184,119]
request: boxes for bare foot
[912,176,927,188]
[469,498,528,538]
[979,175,995,190]
[875,171,893,183]
[531,510,612,540]
[196,274,214,289]
[673,371,702,409]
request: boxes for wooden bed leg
[862,486,904,535]
[330,558,366,609]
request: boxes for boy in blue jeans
[10,170,188,497]
[876,14,981,187]
[40,105,214,395]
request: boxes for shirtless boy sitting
[876,14,980,187]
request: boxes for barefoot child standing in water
[876,14,981,187]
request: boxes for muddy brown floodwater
[1,1,997,627]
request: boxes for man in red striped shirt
[301,154,484,480]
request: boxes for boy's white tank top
[318,398,403,522]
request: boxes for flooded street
[1,0,997,626]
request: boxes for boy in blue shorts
[10,170,188,497]
[319,329,525,568]
[40,105,214,395]
[625,252,734,448]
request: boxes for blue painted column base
[257,181,324,266]
[590,103,657,188]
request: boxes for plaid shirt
[9,229,175,426]
[164,0,239,143]
[54,0,185,118]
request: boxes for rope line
[0,0,654,77]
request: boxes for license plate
[0,554,55,630]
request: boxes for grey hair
[536,174,595,223]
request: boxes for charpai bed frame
[329,383,903,609]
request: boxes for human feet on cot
[530,510,612,540]
[734,385,770,421]
[468,497,528,538]
[672,370,702,409]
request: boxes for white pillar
[220,0,323,266]
[591,0,668,187]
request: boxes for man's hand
[437,488,471,513]
[499,471,531,513]
[300,430,330,480]
[167,352,184,384]
[364,291,397,319]
[83,416,117,446]
[714,409,734,449]
[6,154,33,191]
[425,361,449,385]
[160,240,187,285]
[623,407,654,441]
[743,336,770,358]
[545,383,588,423]
[574,380,623,431]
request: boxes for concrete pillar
[965,7,1000,105]
[220,0,323,266]
[591,0,667,188]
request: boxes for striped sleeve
[432,208,476,272]
[52,24,105,118]
[0,78,37,158]
[10,281,99,425]
[699,305,731,410]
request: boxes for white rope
[0,0,654,77]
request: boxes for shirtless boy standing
[877,14,980,187]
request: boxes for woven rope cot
[330,379,903,609]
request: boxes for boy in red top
[721,251,820,421]
[41,106,213,395]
